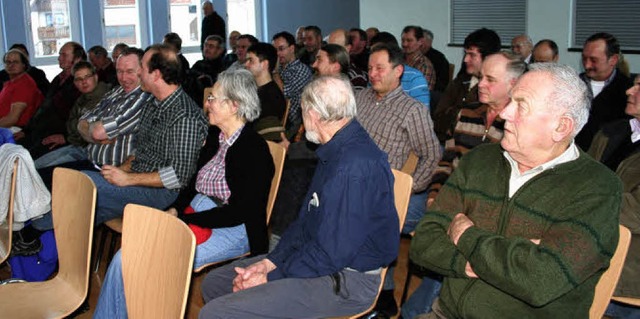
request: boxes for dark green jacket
[411,143,622,318]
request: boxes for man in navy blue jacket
[198,76,399,318]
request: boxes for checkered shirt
[279,59,312,130]
[407,53,436,91]
[80,86,152,166]
[195,125,244,202]
[355,86,441,192]
[131,87,208,190]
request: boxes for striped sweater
[429,103,504,198]
[410,143,622,318]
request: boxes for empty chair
[120,203,196,318]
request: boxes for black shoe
[372,289,398,317]
[11,231,42,256]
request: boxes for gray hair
[527,63,590,137]
[217,69,261,122]
[301,76,356,122]
[492,51,527,81]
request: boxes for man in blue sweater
[198,76,399,318]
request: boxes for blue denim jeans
[606,300,640,319]
[401,272,443,318]
[31,170,178,230]
[93,194,250,319]
[33,145,87,169]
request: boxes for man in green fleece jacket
[410,63,623,319]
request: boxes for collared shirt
[279,59,313,130]
[631,118,640,143]
[503,142,580,197]
[356,86,441,192]
[195,125,244,201]
[131,87,208,190]
[406,52,436,91]
[80,86,152,166]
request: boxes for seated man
[410,63,622,318]
[590,75,640,318]
[33,61,112,169]
[198,76,399,318]
[244,42,286,140]
[32,45,207,229]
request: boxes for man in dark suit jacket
[575,32,632,150]
[201,1,226,50]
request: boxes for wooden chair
[448,63,455,82]
[332,169,413,319]
[120,204,195,318]
[193,141,286,272]
[282,99,291,127]
[0,168,97,318]
[0,159,17,264]
[611,296,640,307]
[589,224,632,319]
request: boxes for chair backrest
[448,63,455,82]
[344,169,413,319]
[0,159,18,264]
[266,141,286,224]
[400,151,419,176]
[52,168,97,301]
[589,225,632,319]
[122,204,196,319]
[282,99,291,127]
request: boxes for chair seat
[194,252,250,273]
[0,277,84,318]
[612,296,640,307]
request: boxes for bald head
[328,29,350,49]
[532,40,559,63]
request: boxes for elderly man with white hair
[410,63,622,318]
[198,76,399,318]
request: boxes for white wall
[360,0,639,76]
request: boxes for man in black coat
[201,1,226,50]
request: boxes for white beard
[305,130,320,144]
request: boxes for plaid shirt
[279,59,312,131]
[356,86,441,192]
[406,52,436,91]
[80,86,152,166]
[195,125,243,202]
[131,87,208,190]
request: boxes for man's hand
[13,131,25,140]
[447,213,474,246]
[101,165,131,186]
[465,262,478,278]
[41,134,66,149]
[232,259,276,292]
[278,132,290,150]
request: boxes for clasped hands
[232,259,276,292]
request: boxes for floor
[0,232,421,319]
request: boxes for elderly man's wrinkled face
[511,36,532,59]
[58,44,78,71]
[582,39,617,81]
[478,54,515,108]
[500,72,561,167]
[625,76,640,119]
[116,54,142,93]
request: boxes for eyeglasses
[74,73,95,83]
[275,46,290,52]
[207,95,228,103]
[3,60,21,66]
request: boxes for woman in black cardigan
[167,69,274,268]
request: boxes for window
[103,0,142,50]
[28,0,73,57]
[228,0,256,36]
[170,0,201,49]
[572,0,640,52]
[450,0,526,46]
